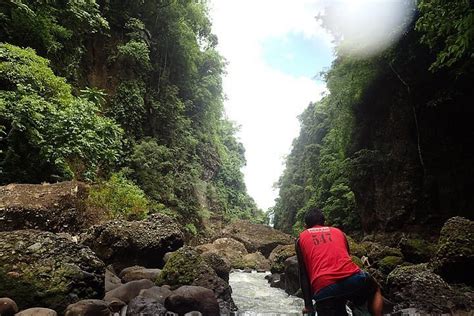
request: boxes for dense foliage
[0,0,262,227]
[273,0,474,234]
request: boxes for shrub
[87,172,150,220]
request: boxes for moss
[156,247,204,287]
[377,256,404,274]
[346,236,368,258]
[400,238,435,263]
[351,255,364,268]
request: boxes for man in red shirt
[296,208,383,316]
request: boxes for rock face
[164,286,220,316]
[81,213,184,270]
[0,182,97,233]
[399,237,435,263]
[242,252,271,271]
[200,252,231,282]
[0,230,105,312]
[431,216,474,285]
[222,220,294,257]
[156,247,236,313]
[387,264,472,314]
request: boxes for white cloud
[210,0,331,210]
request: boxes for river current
[229,271,304,316]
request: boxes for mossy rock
[346,236,369,258]
[399,237,435,263]
[387,264,472,313]
[269,244,295,273]
[431,216,474,285]
[0,230,105,312]
[377,256,404,274]
[156,247,204,287]
[156,247,236,312]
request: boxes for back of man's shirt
[298,225,360,294]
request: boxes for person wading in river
[296,208,383,316]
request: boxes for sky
[210,0,334,210]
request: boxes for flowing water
[229,271,304,316]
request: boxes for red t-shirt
[298,225,360,294]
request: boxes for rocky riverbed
[0,181,473,315]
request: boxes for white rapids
[229,271,304,316]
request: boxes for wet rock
[268,244,295,273]
[196,238,248,269]
[139,286,172,304]
[387,264,472,314]
[242,252,271,271]
[431,216,474,285]
[0,181,97,233]
[64,299,111,316]
[156,247,236,313]
[222,220,294,257]
[0,230,105,311]
[15,308,57,316]
[119,266,161,283]
[164,286,219,316]
[0,297,18,315]
[267,273,284,290]
[200,252,231,282]
[81,213,184,270]
[126,296,167,316]
[107,298,125,313]
[104,279,154,304]
[281,256,300,295]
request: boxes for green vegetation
[87,172,150,220]
[0,0,262,228]
[273,1,474,234]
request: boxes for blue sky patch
[262,32,334,78]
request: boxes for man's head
[304,208,325,228]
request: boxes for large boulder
[269,244,295,273]
[196,238,248,269]
[399,237,436,263]
[0,182,97,233]
[431,216,474,285]
[200,252,231,282]
[241,252,271,271]
[164,286,220,316]
[81,213,184,270]
[156,247,236,314]
[222,220,294,257]
[387,264,473,314]
[0,230,105,312]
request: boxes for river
[229,271,304,316]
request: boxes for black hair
[304,208,325,227]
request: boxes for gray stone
[126,296,167,316]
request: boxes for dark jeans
[313,271,376,316]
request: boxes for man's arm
[295,238,314,311]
